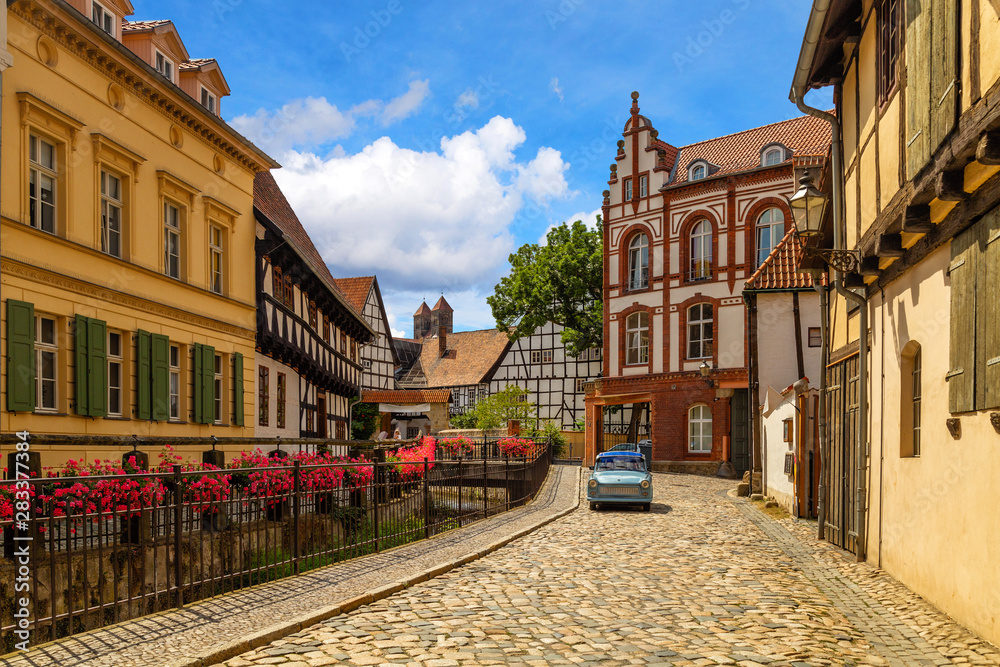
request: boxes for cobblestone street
[223,473,1000,667]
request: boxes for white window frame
[201,87,217,114]
[36,315,58,412]
[91,0,115,36]
[164,201,181,279]
[531,350,542,364]
[689,163,707,181]
[155,50,175,83]
[29,134,58,234]
[169,344,181,421]
[213,353,224,425]
[763,147,784,167]
[624,177,633,201]
[687,303,713,360]
[756,207,785,266]
[688,404,712,453]
[639,174,649,198]
[209,224,224,294]
[100,169,123,258]
[108,330,123,417]
[690,220,712,280]
[542,350,553,363]
[628,233,649,290]
[625,312,649,366]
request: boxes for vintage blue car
[587,450,652,511]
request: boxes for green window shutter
[930,0,958,155]
[151,334,169,421]
[193,343,204,424]
[6,300,36,412]
[88,318,108,418]
[201,345,216,424]
[75,315,90,416]
[979,210,1000,410]
[948,225,978,413]
[905,0,932,179]
[233,352,244,426]
[137,330,151,420]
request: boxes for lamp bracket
[801,246,862,274]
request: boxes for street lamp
[788,170,861,274]
[699,360,714,387]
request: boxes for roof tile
[332,277,373,312]
[362,389,452,404]
[408,330,511,388]
[745,229,827,290]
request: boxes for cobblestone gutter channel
[0,466,580,667]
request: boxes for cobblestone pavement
[0,466,579,667]
[223,474,1000,667]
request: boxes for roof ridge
[678,113,831,150]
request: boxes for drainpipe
[792,89,869,561]
[814,280,828,540]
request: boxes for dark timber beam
[976,130,1000,165]
[936,169,968,201]
[859,255,883,277]
[902,204,934,234]
[844,273,867,289]
[876,233,905,258]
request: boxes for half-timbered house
[333,276,399,391]
[584,92,830,476]
[253,172,374,440]
[790,0,1000,646]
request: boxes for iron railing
[0,440,550,651]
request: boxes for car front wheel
[642,503,651,512]
[589,502,598,511]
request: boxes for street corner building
[584,91,831,475]
[791,0,1000,647]
[253,171,374,443]
[1,0,278,463]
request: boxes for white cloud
[549,77,564,102]
[539,207,602,244]
[381,79,431,125]
[231,81,432,155]
[455,88,480,110]
[272,116,572,308]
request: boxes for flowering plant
[340,457,374,490]
[184,466,231,514]
[298,451,345,492]
[438,436,474,457]
[497,437,536,458]
[228,451,293,507]
[60,459,166,519]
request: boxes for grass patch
[752,498,790,520]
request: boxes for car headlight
[640,480,650,489]
[588,479,598,488]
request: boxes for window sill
[104,416,130,421]
[31,410,65,416]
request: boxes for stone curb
[170,467,581,667]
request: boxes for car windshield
[596,456,644,472]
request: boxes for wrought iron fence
[0,440,550,651]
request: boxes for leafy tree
[449,411,478,430]
[467,386,536,431]
[488,218,603,356]
[350,402,381,440]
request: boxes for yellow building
[792,0,1000,647]
[1,0,277,461]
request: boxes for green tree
[488,218,603,356]
[468,386,536,431]
[350,402,381,440]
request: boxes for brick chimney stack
[438,326,447,358]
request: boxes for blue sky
[133,0,832,337]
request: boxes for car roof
[596,451,643,458]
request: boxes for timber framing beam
[936,169,968,201]
[976,130,1000,165]
[875,233,905,258]
[901,204,934,234]
[859,255,883,277]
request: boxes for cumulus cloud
[455,88,480,111]
[549,77,564,102]
[231,81,432,155]
[272,116,572,302]
[539,207,602,244]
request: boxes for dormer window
[201,87,217,115]
[155,51,175,83]
[92,1,115,36]
[761,144,788,167]
[689,163,706,181]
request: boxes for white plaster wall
[254,353,300,439]
[762,398,796,511]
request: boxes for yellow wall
[1,2,271,437]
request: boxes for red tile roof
[121,19,171,31]
[362,390,452,405]
[254,172,369,325]
[179,58,216,70]
[670,115,831,185]
[432,296,453,312]
[417,330,511,387]
[332,277,373,313]
[745,229,827,290]
[414,302,431,317]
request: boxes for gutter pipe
[790,0,869,562]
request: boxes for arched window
[901,342,922,457]
[690,164,706,181]
[688,404,713,452]
[756,207,786,266]
[625,312,649,365]
[687,303,713,359]
[690,220,712,280]
[763,147,784,167]
[628,233,649,290]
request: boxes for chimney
[438,326,447,358]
